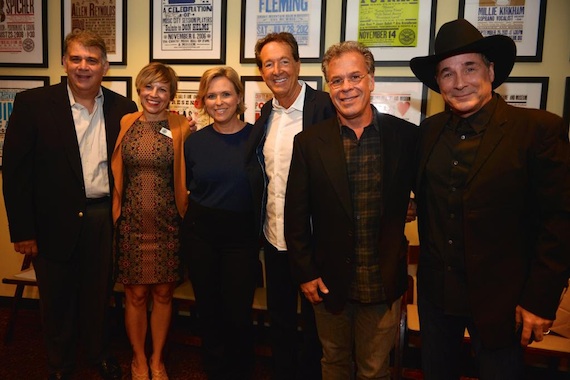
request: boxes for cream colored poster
[476,0,525,42]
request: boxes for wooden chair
[2,254,38,343]
[394,246,570,378]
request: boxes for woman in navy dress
[181,66,263,380]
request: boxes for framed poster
[150,0,227,64]
[0,76,50,167]
[459,0,546,62]
[61,0,127,65]
[241,76,323,124]
[240,0,326,63]
[341,0,437,66]
[169,76,211,130]
[494,77,548,109]
[0,0,48,67]
[372,77,427,125]
[61,75,132,99]
[102,76,131,98]
[562,77,570,133]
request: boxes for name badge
[159,127,173,139]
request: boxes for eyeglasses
[328,74,368,89]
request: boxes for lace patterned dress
[115,119,182,284]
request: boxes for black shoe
[96,357,122,380]
[47,372,71,380]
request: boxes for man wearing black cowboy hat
[410,18,570,379]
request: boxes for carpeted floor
[1,299,568,380]
[0,299,273,380]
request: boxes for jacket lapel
[317,119,353,221]
[465,98,508,185]
[302,86,317,129]
[50,83,84,185]
[416,113,448,189]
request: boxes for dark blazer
[285,108,418,313]
[2,82,137,262]
[415,95,570,349]
[245,84,335,235]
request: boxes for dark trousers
[182,202,258,380]
[264,242,322,380]
[418,296,524,380]
[33,200,114,374]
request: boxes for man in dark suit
[409,19,570,379]
[2,30,137,380]
[248,32,336,379]
[284,41,418,379]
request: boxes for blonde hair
[135,62,178,101]
[196,66,246,115]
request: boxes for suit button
[78,212,84,217]
[345,257,352,264]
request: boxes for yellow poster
[358,0,419,48]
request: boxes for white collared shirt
[67,85,109,198]
[263,81,306,250]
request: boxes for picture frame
[61,75,132,99]
[241,76,323,124]
[61,0,127,65]
[562,77,570,131]
[240,0,326,63]
[341,0,437,66]
[102,76,132,99]
[150,0,227,64]
[372,77,427,125]
[0,76,50,167]
[459,0,546,62]
[0,0,48,67]
[169,76,211,131]
[494,77,549,110]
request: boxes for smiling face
[258,41,301,108]
[436,52,495,118]
[327,51,374,129]
[138,81,171,121]
[203,76,240,127]
[63,41,109,99]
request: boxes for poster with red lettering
[0,0,47,67]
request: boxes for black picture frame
[61,0,127,65]
[102,76,132,99]
[562,77,570,131]
[494,77,549,110]
[341,0,437,66]
[169,76,211,131]
[60,75,132,99]
[459,0,546,62]
[150,0,227,64]
[0,0,48,67]
[240,0,326,63]
[0,76,51,167]
[241,76,323,123]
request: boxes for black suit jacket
[245,84,335,235]
[2,82,137,262]
[415,95,570,348]
[285,108,418,313]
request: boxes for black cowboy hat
[410,19,516,93]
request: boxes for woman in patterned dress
[111,62,191,380]
[181,66,263,379]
